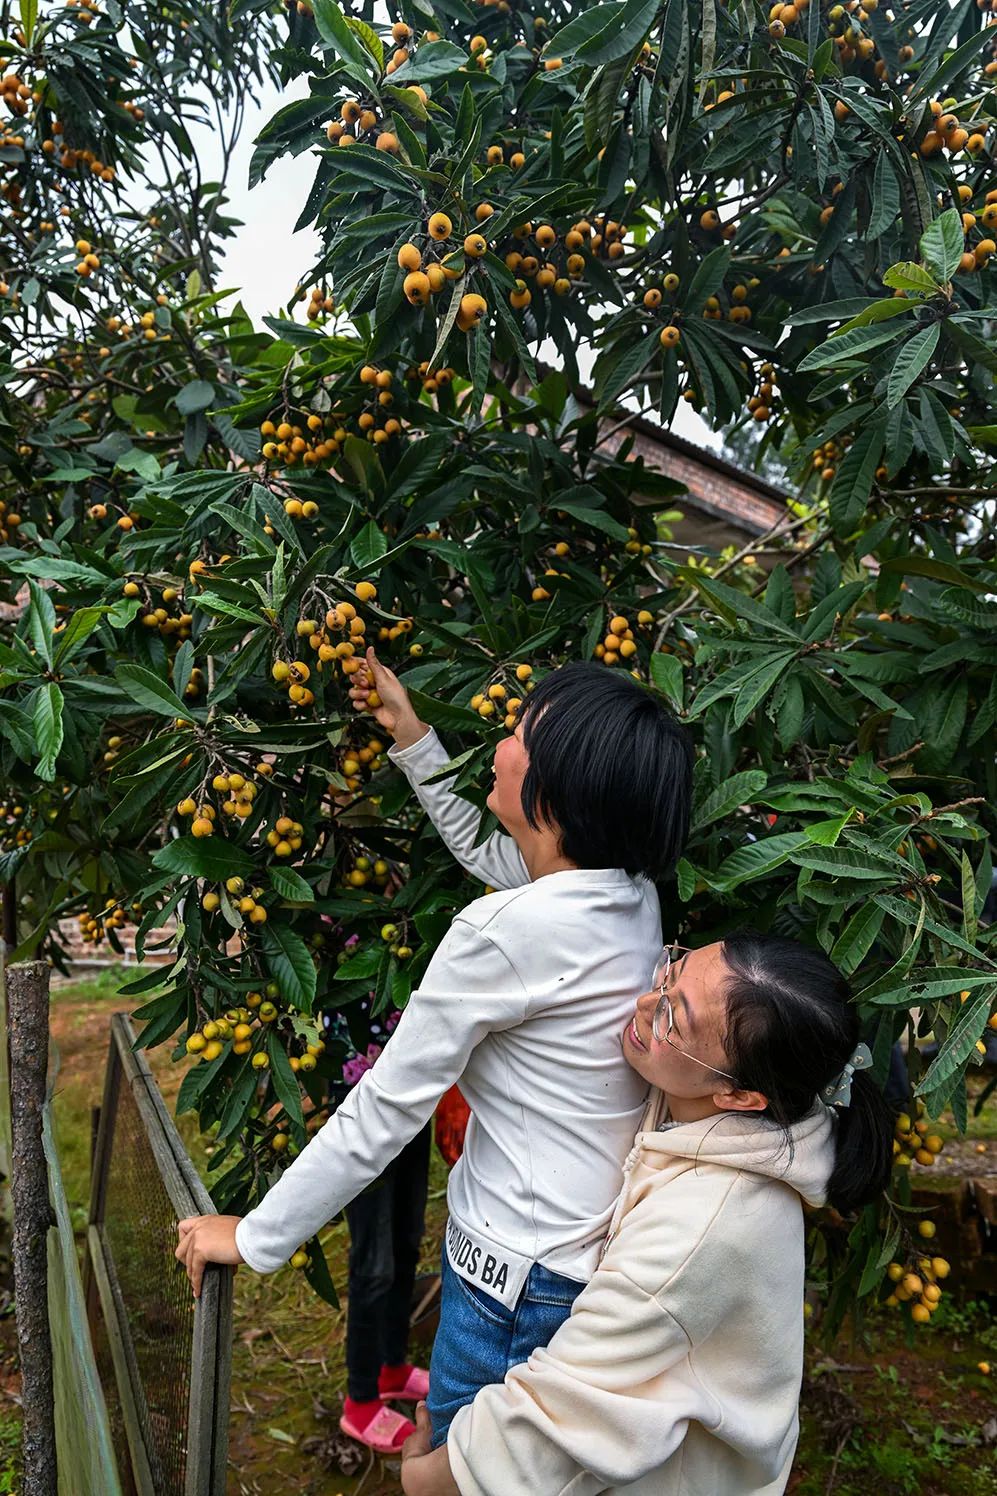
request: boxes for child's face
[486,719,530,834]
[621,943,737,1100]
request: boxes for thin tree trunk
[8,960,57,1496]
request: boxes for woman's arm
[352,649,530,890]
[175,916,527,1287]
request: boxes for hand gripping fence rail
[83,1013,232,1496]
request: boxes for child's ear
[714,1087,768,1114]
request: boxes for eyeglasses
[651,943,741,1086]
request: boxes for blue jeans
[427,1246,584,1448]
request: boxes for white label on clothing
[445,1217,532,1310]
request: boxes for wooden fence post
[8,960,57,1496]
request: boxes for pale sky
[205,78,720,451]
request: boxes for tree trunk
[7,960,57,1496]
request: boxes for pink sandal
[339,1404,415,1454]
[380,1365,430,1402]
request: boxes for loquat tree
[1,0,995,1324]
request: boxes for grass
[1,968,994,1495]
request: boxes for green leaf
[269,866,315,902]
[867,151,900,240]
[53,605,108,668]
[881,261,941,296]
[711,832,809,891]
[649,652,684,711]
[152,837,253,880]
[687,245,731,309]
[262,923,318,1013]
[829,421,885,537]
[311,0,376,80]
[195,591,262,626]
[172,639,194,701]
[877,556,988,591]
[555,501,630,540]
[732,651,795,729]
[596,332,660,411]
[546,0,658,62]
[886,323,940,409]
[175,380,216,416]
[349,519,389,571]
[114,664,192,719]
[916,990,993,1101]
[829,900,885,975]
[406,688,483,734]
[833,299,914,337]
[19,0,38,42]
[33,683,64,782]
[919,208,963,283]
[796,321,907,372]
[25,581,54,668]
[215,1063,259,1141]
[691,770,767,833]
[266,1030,305,1129]
[344,14,383,69]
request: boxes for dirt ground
[1,968,995,1496]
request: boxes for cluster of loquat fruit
[0,495,23,542]
[201,873,270,920]
[405,359,456,398]
[270,583,394,704]
[334,733,388,794]
[824,0,915,74]
[468,662,534,727]
[810,434,850,484]
[593,610,655,668]
[0,799,32,851]
[104,300,172,344]
[946,180,997,274]
[893,1102,946,1170]
[125,582,195,648]
[919,99,991,161]
[260,412,348,473]
[325,80,414,154]
[883,1243,951,1326]
[175,762,274,845]
[378,920,413,960]
[339,852,393,890]
[302,283,335,321]
[76,897,132,947]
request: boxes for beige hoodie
[447,1095,835,1496]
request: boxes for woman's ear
[713,1087,768,1115]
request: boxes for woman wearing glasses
[401,933,894,1496]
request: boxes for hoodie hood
[637,1093,835,1208]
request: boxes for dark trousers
[344,1125,431,1402]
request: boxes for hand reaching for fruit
[349,646,430,750]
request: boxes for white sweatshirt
[448,1096,835,1496]
[235,728,663,1299]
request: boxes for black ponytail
[721,932,894,1213]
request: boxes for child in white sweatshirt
[399,931,895,1496]
[176,651,693,1451]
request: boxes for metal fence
[84,1014,232,1496]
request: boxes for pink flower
[366,1043,383,1065]
[385,1011,401,1033]
[342,1055,371,1085]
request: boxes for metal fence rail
[85,1014,232,1496]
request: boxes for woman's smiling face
[622,943,737,1101]
[486,717,530,833]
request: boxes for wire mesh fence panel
[85,1014,231,1496]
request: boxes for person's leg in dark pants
[380,1125,431,1381]
[344,1169,396,1403]
[340,1126,431,1451]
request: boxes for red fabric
[435,1084,470,1167]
